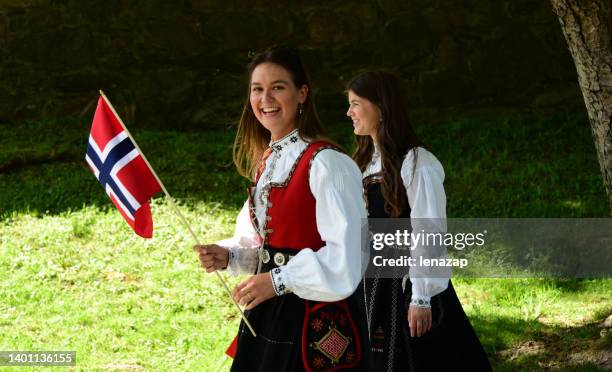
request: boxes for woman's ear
[298,84,309,104]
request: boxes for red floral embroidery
[311,318,324,332]
[313,356,326,369]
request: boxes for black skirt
[363,277,492,371]
[362,180,491,371]
[230,246,372,372]
[231,290,305,371]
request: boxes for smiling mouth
[261,107,280,115]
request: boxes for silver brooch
[273,253,286,266]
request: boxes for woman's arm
[402,148,449,306]
[214,199,261,275]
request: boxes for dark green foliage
[0,113,607,217]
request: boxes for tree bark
[550,0,612,215]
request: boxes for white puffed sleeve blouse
[216,129,367,302]
[363,146,449,303]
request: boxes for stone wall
[0,0,583,129]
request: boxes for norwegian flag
[85,96,162,238]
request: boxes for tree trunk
[550,0,612,215]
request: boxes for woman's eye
[252,87,262,92]
[272,86,285,91]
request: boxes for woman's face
[250,62,308,140]
[346,90,380,140]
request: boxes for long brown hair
[349,71,424,217]
[233,46,325,180]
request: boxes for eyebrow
[251,80,290,86]
[349,99,360,104]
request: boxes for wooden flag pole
[98,90,257,337]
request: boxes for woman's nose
[262,89,274,102]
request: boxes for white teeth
[262,107,280,113]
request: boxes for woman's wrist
[410,296,431,308]
[224,249,234,270]
[270,267,292,296]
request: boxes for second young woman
[347,71,491,371]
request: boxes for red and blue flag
[85,96,161,238]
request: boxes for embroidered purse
[302,300,361,371]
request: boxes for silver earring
[298,103,304,116]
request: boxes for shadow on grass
[472,313,611,371]
[550,279,589,293]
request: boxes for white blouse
[217,129,367,302]
[364,145,449,302]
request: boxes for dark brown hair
[233,46,325,180]
[349,71,424,217]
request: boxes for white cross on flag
[85,96,162,238]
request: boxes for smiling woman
[231,46,326,181]
[347,90,381,140]
[347,71,491,371]
[193,46,371,371]
[249,62,308,141]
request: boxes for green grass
[455,278,611,370]
[0,201,242,371]
[0,113,610,370]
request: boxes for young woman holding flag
[195,46,370,371]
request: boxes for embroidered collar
[269,128,300,154]
[371,143,381,163]
[363,143,382,178]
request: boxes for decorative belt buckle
[273,252,286,266]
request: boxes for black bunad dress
[360,147,492,371]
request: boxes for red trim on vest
[264,141,337,251]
